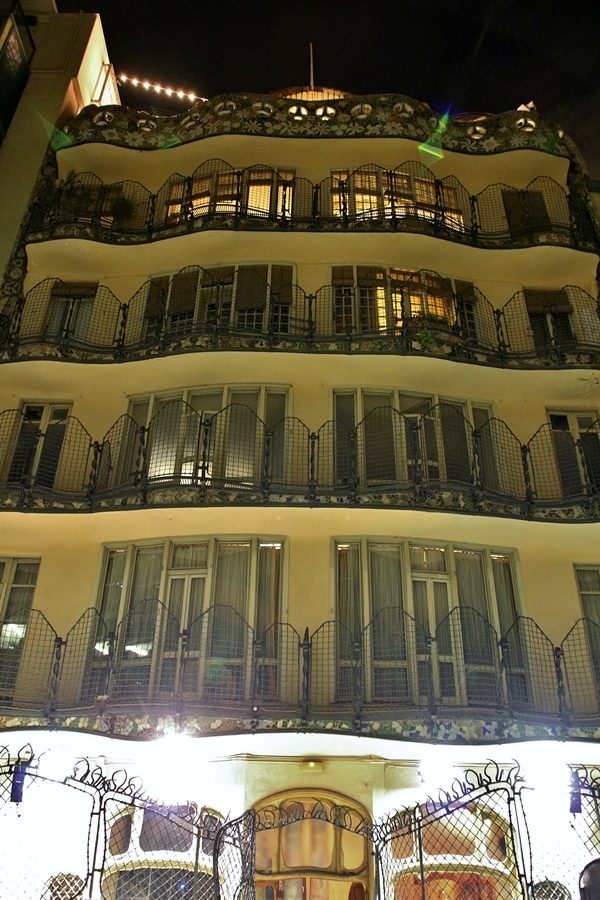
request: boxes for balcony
[60,94,573,165]
[1,601,599,730]
[3,271,600,368]
[1,402,600,519]
[24,162,597,251]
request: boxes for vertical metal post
[308,431,317,499]
[554,644,568,722]
[45,635,64,716]
[521,443,533,515]
[301,627,310,720]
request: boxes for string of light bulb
[117,73,207,103]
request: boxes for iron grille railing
[24,162,592,251]
[1,602,600,723]
[3,271,600,368]
[1,402,600,516]
[4,752,600,900]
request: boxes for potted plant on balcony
[58,171,97,223]
[109,191,136,225]
[408,312,458,351]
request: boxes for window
[333,390,490,487]
[502,190,551,240]
[0,559,40,701]
[245,167,295,219]
[524,289,575,351]
[330,167,453,227]
[6,403,71,489]
[44,282,98,344]
[145,265,294,337]
[335,539,518,706]
[96,538,283,702]
[329,266,462,334]
[575,567,600,697]
[548,410,600,496]
[128,385,288,487]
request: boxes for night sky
[56,0,600,176]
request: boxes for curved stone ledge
[0,711,596,744]
[59,92,574,161]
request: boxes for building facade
[2,8,600,898]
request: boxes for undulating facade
[3,5,600,899]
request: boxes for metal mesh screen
[185,605,254,707]
[476,418,527,500]
[205,405,264,490]
[362,607,427,708]
[379,783,522,900]
[0,607,55,710]
[528,424,585,501]
[0,773,93,900]
[55,608,110,710]
[215,809,256,900]
[32,416,93,495]
[503,617,559,716]
[109,600,181,704]
[561,619,600,719]
[255,622,302,712]
[96,414,143,493]
[355,407,408,490]
[267,417,310,490]
[310,620,359,713]
[435,606,503,709]
[101,798,213,900]
[9,270,600,365]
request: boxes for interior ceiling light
[118,73,207,103]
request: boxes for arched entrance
[254,792,372,900]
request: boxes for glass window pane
[256,543,281,634]
[213,542,250,617]
[12,562,39,585]
[410,545,447,572]
[171,543,208,568]
[99,549,126,631]
[337,543,361,635]
[130,546,163,604]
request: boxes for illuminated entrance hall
[1,740,600,900]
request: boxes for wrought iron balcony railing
[24,162,597,251]
[1,601,599,726]
[1,402,600,519]
[3,270,600,368]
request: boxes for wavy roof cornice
[58,91,579,164]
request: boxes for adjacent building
[2,5,600,898]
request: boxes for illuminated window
[329,267,464,333]
[331,170,349,217]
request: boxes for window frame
[126,384,290,488]
[95,536,287,702]
[147,263,294,337]
[329,266,469,334]
[332,388,494,486]
[332,537,521,706]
